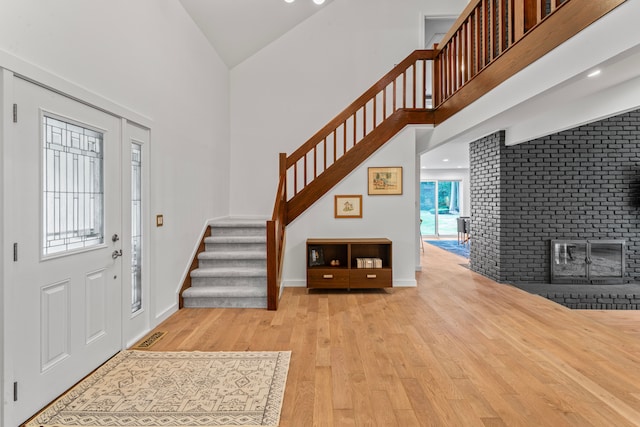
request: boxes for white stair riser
[210,226,266,237]
[205,242,266,252]
[183,296,267,308]
[182,285,267,298]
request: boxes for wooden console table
[306,238,392,289]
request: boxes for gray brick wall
[469,131,505,281]
[470,110,640,283]
[545,293,640,310]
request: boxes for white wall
[283,128,418,288]
[229,0,470,217]
[0,0,230,321]
[420,168,471,217]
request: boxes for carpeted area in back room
[425,240,470,258]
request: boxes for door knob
[112,249,123,259]
[112,234,120,242]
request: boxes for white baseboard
[154,303,178,326]
[283,279,417,287]
[283,280,307,288]
[392,279,417,287]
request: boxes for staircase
[181,218,268,308]
[184,0,613,310]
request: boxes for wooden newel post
[279,152,287,223]
[279,153,287,177]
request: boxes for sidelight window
[131,143,142,313]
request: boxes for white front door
[6,77,123,425]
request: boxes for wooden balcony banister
[434,0,626,123]
[438,0,482,50]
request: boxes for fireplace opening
[550,240,625,284]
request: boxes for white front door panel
[7,77,122,425]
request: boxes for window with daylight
[131,143,143,313]
[420,180,462,236]
[43,115,104,256]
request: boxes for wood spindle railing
[433,0,625,124]
[433,0,577,108]
[285,50,435,205]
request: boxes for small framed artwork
[334,195,363,218]
[368,166,403,195]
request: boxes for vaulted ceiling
[179,0,334,68]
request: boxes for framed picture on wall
[368,167,403,195]
[334,195,362,218]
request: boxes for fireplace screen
[550,240,625,284]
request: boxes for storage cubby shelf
[306,238,392,289]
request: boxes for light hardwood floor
[139,245,640,426]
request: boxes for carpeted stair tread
[198,251,266,260]
[205,235,267,244]
[191,267,267,277]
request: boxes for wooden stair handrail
[286,109,434,223]
[288,50,436,167]
[285,51,436,204]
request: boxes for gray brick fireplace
[468,109,640,309]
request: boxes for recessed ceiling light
[587,69,601,78]
[442,158,449,162]
[284,0,295,3]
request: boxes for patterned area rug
[26,350,291,427]
[425,240,470,258]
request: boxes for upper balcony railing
[432,0,626,122]
[434,0,571,106]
